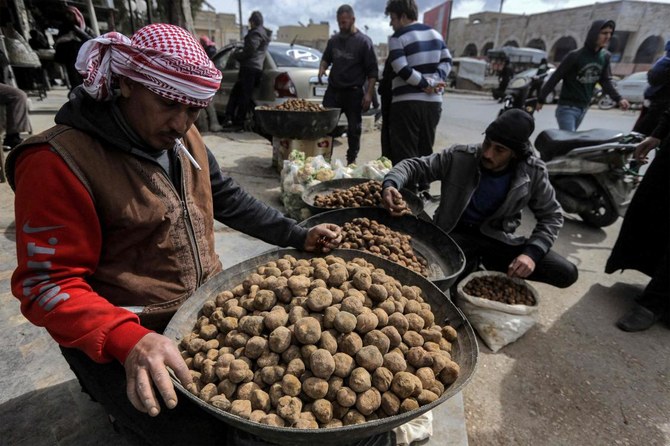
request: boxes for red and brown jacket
[7,124,222,363]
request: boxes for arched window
[481,42,494,56]
[462,43,477,57]
[634,36,664,64]
[551,36,577,62]
[503,40,519,48]
[527,38,546,51]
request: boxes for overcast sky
[207,0,670,45]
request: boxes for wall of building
[275,22,329,51]
[447,0,669,76]
[193,10,239,48]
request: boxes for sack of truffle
[455,271,539,353]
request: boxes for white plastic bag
[394,410,433,445]
[456,271,539,352]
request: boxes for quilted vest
[7,124,223,330]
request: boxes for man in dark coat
[224,10,270,127]
[605,106,670,331]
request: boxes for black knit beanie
[485,109,535,159]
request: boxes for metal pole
[238,0,243,40]
[85,0,100,35]
[127,0,135,33]
[147,0,153,24]
[493,0,503,49]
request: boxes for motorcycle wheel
[598,96,616,110]
[578,190,619,227]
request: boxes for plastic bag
[455,271,539,353]
[394,410,433,446]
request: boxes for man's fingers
[126,369,159,415]
[125,375,147,413]
[151,365,178,410]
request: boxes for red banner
[423,1,453,44]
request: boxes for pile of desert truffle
[180,254,460,429]
[257,98,327,112]
[313,180,412,216]
[339,218,429,277]
[463,275,536,306]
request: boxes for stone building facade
[194,10,240,48]
[447,0,670,76]
[275,21,330,52]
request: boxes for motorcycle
[534,129,645,227]
[498,75,539,116]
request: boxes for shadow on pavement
[0,380,133,446]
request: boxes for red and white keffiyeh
[75,23,222,107]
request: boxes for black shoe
[3,133,23,151]
[616,304,660,332]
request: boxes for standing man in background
[538,20,629,131]
[318,4,378,165]
[384,0,451,192]
[224,11,270,128]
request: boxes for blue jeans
[555,104,588,131]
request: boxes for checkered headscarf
[75,24,222,107]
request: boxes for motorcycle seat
[534,128,623,161]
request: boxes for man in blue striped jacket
[385,0,452,191]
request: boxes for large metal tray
[255,107,341,139]
[299,208,465,291]
[302,178,424,217]
[164,249,478,446]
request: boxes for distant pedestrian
[538,20,629,131]
[384,0,451,191]
[199,35,217,59]
[318,4,378,165]
[54,5,95,90]
[224,11,270,128]
[632,39,670,136]
[496,58,514,102]
[0,49,32,150]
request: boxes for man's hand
[362,93,372,113]
[536,103,543,112]
[634,136,660,164]
[317,65,327,85]
[423,81,446,95]
[124,333,193,417]
[619,99,630,111]
[304,223,342,253]
[382,186,407,216]
[507,254,535,279]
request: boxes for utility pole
[493,0,504,49]
[238,0,243,40]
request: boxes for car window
[213,47,239,71]
[269,45,322,68]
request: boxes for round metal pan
[301,178,424,217]
[255,107,341,140]
[299,207,465,291]
[164,249,478,446]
